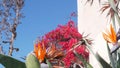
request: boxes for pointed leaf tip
[26,53,40,68]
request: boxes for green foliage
[25,53,40,68]
[46,59,52,68]
[95,53,112,68]
[117,53,120,68]
[106,43,116,68]
[0,53,42,68]
[74,50,93,68]
[0,54,26,68]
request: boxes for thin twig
[0,46,4,54]
[8,33,14,56]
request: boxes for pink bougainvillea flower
[63,51,75,67]
[75,45,89,60]
[35,20,88,67]
[103,24,117,44]
[34,42,46,63]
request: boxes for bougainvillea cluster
[36,20,89,67]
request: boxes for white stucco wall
[77,0,111,67]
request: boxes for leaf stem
[106,42,116,68]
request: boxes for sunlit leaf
[26,53,40,68]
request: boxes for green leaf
[95,53,112,68]
[25,53,40,68]
[84,39,112,68]
[46,59,52,68]
[73,50,93,68]
[0,54,26,68]
[115,13,120,27]
[106,43,116,68]
[117,53,120,68]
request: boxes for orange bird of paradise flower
[46,44,64,59]
[103,24,117,45]
[34,41,64,63]
[34,42,46,63]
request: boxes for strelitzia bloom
[34,42,46,63]
[46,44,64,59]
[34,41,64,63]
[102,25,120,53]
[103,24,117,45]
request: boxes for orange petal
[102,24,117,44]
[103,32,112,43]
[34,44,38,58]
[34,42,46,62]
[110,24,117,43]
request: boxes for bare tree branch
[0,0,24,56]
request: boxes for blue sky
[12,0,77,61]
